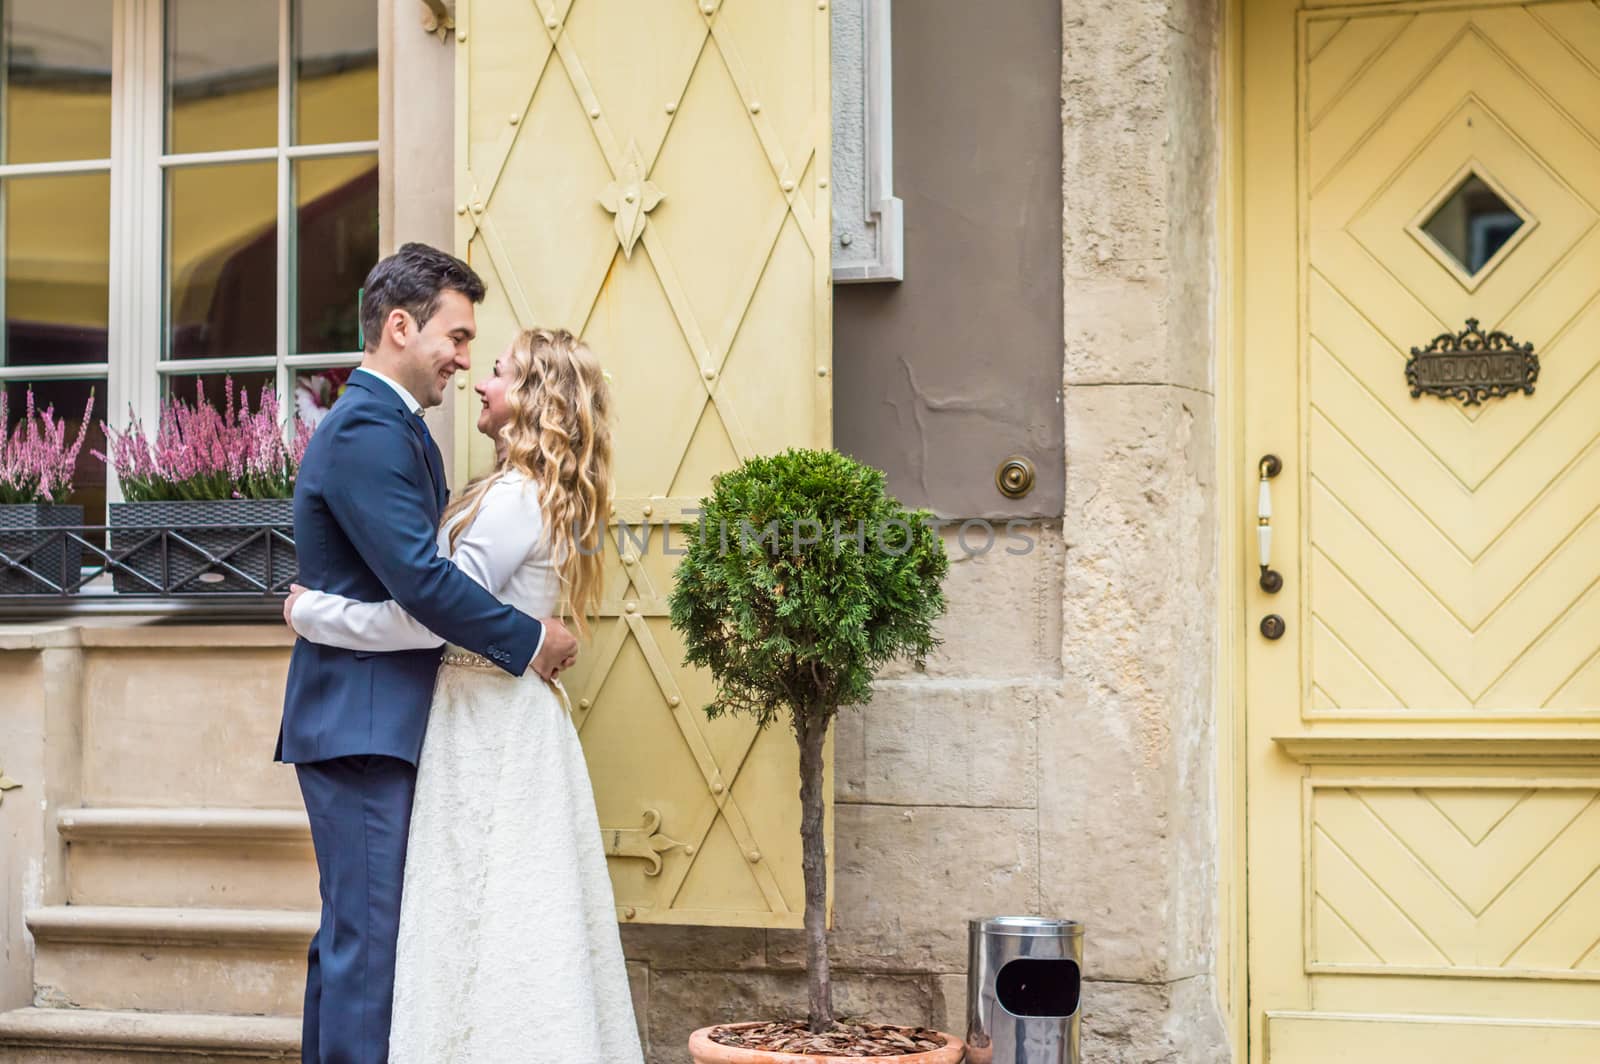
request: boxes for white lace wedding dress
[292,471,645,1063]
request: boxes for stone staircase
[0,626,312,1061]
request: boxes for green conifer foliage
[669,448,949,1032]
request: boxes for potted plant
[669,449,962,1063]
[0,388,93,594]
[99,379,311,594]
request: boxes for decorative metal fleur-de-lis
[603,808,689,876]
[599,140,664,260]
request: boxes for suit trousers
[296,755,417,1064]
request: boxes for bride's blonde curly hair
[441,327,612,635]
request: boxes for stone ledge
[79,625,294,650]
[0,622,294,652]
[58,808,310,846]
[26,907,316,949]
[0,625,83,651]
[0,1007,298,1055]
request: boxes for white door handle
[1258,454,1283,593]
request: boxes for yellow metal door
[455,0,832,928]
[1243,0,1600,1057]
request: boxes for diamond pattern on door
[457,0,831,927]
[1304,4,1600,713]
[1309,784,1600,978]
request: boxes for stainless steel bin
[966,916,1082,1064]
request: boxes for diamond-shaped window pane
[1420,173,1524,276]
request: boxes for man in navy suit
[276,243,579,1064]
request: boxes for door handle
[1258,454,1283,593]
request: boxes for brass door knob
[996,456,1035,499]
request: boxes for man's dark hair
[359,242,487,352]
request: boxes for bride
[287,327,644,1062]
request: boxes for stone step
[60,808,318,910]
[28,906,316,1017]
[0,1007,298,1062]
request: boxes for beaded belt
[440,649,574,715]
[441,649,501,671]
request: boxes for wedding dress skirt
[389,658,645,1063]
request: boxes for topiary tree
[669,448,949,1034]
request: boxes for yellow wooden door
[1243,0,1600,1057]
[454,0,832,928]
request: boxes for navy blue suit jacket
[275,371,543,765]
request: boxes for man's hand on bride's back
[532,619,579,681]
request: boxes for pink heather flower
[1,389,95,505]
[97,378,318,503]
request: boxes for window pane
[295,156,377,354]
[4,377,106,525]
[293,365,354,429]
[167,162,276,360]
[166,0,278,154]
[293,0,378,145]
[5,173,110,367]
[3,0,113,163]
[164,369,277,409]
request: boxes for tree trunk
[798,711,833,1033]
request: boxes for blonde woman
[287,328,644,1062]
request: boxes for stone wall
[1059,0,1229,1056]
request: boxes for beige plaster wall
[0,626,299,1015]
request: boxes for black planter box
[0,503,84,594]
[109,499,295,594]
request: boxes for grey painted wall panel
[834,0,1065,518]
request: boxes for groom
[276,243,578,1064]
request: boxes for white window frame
[123,0,379,441]
[831,0,901,283]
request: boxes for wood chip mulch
[709,1020,950,1057]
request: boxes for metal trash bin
[966,916,1083,1064]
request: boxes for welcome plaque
[1406,318,1538,406]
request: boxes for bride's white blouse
[291,470,561,653]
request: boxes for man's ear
[387,308,414,347]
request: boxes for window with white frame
[0,0,378,522]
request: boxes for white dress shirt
[353,366,423,415]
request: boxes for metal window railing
[0,522,295,615]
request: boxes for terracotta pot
[688,1022,966,1064]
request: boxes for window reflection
[166,0,278,154]
[164,370,276,409]
[167,162,277,360]
[293,0,379,146]
[1420,174,1524,277]
[294,366,355,429]
[296,157,378,354]
[5,173,110,367]
[3,0,113,164]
